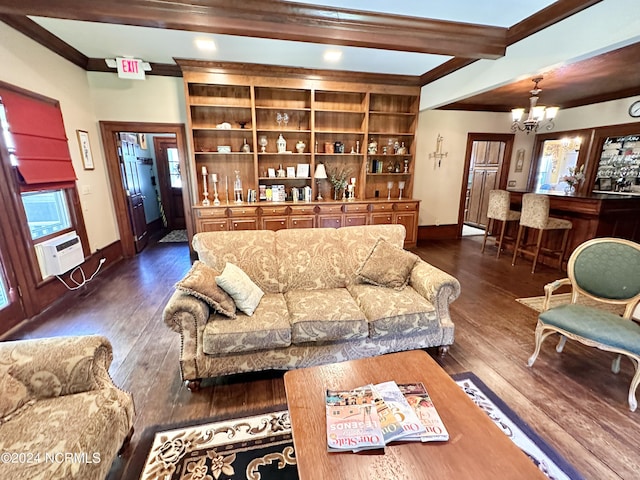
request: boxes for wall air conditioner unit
[35,231,84,277]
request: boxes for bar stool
[512,193,572,273]
[481,190,521,258]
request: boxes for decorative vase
[295,140,305,153]
[276,134,286,153]
[564,184,576,195]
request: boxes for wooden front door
[154,137,185,230]
[119,138,148,252]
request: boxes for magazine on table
[325,385,386,452]
[397,382,449,442]
[373,381,427,442]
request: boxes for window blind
[0,87,76,187]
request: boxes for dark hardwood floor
[4,234,638,479]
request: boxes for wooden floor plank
[4,234,639,479]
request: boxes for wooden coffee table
[284,350,546,479]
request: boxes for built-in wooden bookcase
[180,63,419,205]
[179,62,420,244]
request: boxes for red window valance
[0,86,77,186]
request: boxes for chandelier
[511,77,559,134]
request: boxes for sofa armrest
[1,335,115,400]
[163,290,211,381]
[409,260,461,319]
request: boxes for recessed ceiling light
[195,39,217,51]
[323,50,342,62]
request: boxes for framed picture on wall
[76,130,94,170]
[515,148,525,172]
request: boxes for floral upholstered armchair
[0,335,135,479]
[528,237,640,411]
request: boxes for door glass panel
[167,148,182,188]
[533,137,581,193]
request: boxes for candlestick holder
[387,181,393,200]
[202,173,210,206]
[398,181,405,200]
[211,174,220,206]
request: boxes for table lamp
[314,163,328,200]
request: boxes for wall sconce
[429,134,448,169]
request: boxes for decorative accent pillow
[175,261,237,318]
[0,370,33,423]
[356,238,418,290]
[215,263,265,316]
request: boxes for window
[167,148,182,188]
[21,190,72,240]
[0,277,8,310]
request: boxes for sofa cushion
[0,371,32,422]
[192,230,280,294]
[349,284,439,338]
[175,261,236,318]
[276,228,347,291]
[202,293,291,355]
[337,224,407,285]
[285,289,368,343]
[356,238,418,290]
[216,263,264,316]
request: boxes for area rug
[517,292,629,317]
[134,378,583,480]
[454,372,584,480]
[158,229,188,243]
[136,408,296,480]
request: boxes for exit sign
[116,57,145,80]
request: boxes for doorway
[99,122,192,258]
[457,133,514,237]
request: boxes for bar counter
[506,190,640,268]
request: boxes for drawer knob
[281,221,285,225]
[293,221,297,225]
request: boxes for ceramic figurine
[277,134,287,153]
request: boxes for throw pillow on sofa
[175,261,237,318]
[215,262,264,316]
[356,238,418,290]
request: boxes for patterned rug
[158,229,188,243]
[516,292,633,318]
[454,372,584,480]
[134,377,583,480]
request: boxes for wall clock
[629,100,640,118]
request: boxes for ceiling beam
[0,0,507,59]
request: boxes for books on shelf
[326,381,448,453]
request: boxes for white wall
[0,23,118,252]
[0,23,189,252]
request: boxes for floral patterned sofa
[163,224,461,390]
[0,335,135,480]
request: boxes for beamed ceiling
[0,0,638,111]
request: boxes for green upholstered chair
[528,237,640,411]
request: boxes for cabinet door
[395,212,418,246]
[230,218,258,230]
[289,216,315,229]
[478,170,498,227]
[344,214,367,227]
[262,217,288,231]
[370,212,393,225]
[318,215,342,228]
[467,170,486,225]
[198,219,229,232]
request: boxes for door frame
[456,133,514,237]
[99,122,192,258]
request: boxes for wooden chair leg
[559,228,570,271]
[512,225,524,266]
[496,220,507,259]
[531,228,544,273]
[481,218,492,253]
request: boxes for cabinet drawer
[316,204,344,215]
[343,203,368,213]
[196,208,227,218]
[396,201,419,211]
[199,219,229,232]
[369,203,393,212]
[290,216,315,229]
[262,217,288,231]
[318,216,342,228]
[228,206,259,217]
[260,205,289,216]
[289,205,316,215]
[344,214,367,226]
